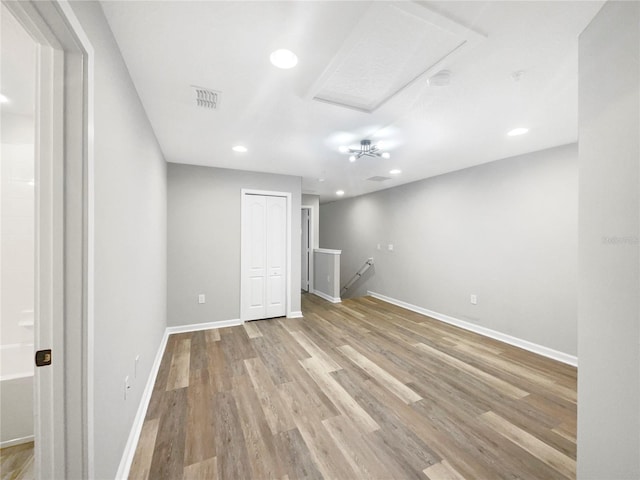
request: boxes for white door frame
[301,205,314,293]
[2,1,94,478]
[240,189,292,321]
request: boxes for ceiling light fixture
[0,94,9,103]
[270,49,298,69]
[389,169,402,175]
[336,190,345,196]
[343,139,390,162]
[507,127,529,136]
[232,145,248,153]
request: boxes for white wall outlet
[124,376,131,400]
[134,355,140,379]
[388,244,394,251]
[198,294,206,304]
[470,294,477,305]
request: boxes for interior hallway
[129,294,576,479]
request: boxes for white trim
[367,291,578,367]
[314,248,342,255]
[287,311,303,319]
[115,331,168,480]
[240,189,292,321]
[166,319,242,334]
[312,290,342,304]
[0,435,35,449]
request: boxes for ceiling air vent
[367,176,391,182]
[192,86,221,110]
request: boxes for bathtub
[0,343,34,447]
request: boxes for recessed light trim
[232,145,248,153]
[0,94,9,103]
[381,152,391,159]
[336,190,345,196]
[270,49,298,69]
[507,127,529,136]
[389,169,402,175]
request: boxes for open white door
[3,1,94,478]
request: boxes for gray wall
[578,1,640,477]
[320,144,578,356]
[69,2,167,478]
[168,163,301,325]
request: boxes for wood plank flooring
[130,294,576,479]
[0,442,34,480]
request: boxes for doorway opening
[0,6,38,477]
[301,206,313,294]
[1,1,94,478]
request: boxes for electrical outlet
[470,294,477,305]
[198,294,206,304]
[124,376,131,400]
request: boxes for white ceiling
[100,1,604,203]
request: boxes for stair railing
[341,257,374,295]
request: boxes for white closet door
[242,193,287,320]
[265,196,286,318]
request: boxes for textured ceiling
[309,2,482,113]
[100,1,605,203]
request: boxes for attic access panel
[308,2,485,113]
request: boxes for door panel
[243,195,267,320]
[266,196,286,318]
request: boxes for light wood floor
[0,442,34,480]
[130,294,576,479]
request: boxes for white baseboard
[115,330,169,479]
[116,316,242,478]
[0,434,34,449]
[312,289,342,304]
[367,291,578,367]
[166,318,242,334]
[288,311,303,318]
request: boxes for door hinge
[35,349,52,367]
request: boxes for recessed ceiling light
[507,127,529,136]
[381,152,391,159]
[336,190,345,196]
[232,145,248,153]
[318,178,325,183]
[349,155,356,162]
[270,49,298,69]
[0,94,9,103]
[389,169,402,175]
